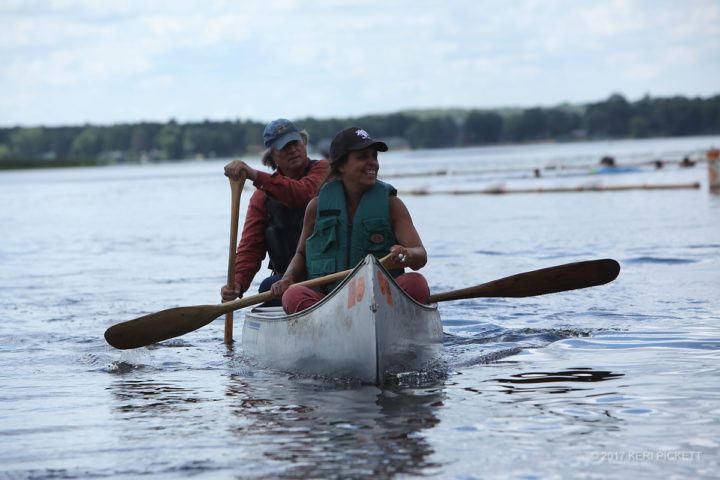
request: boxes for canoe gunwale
[247,254,438,320]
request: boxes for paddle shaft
[224,174,246,344]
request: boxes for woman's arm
[388,195,427,270]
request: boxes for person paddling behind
[221,118,330,305]
[271,126,430,313]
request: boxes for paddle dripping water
[1,135,719,479]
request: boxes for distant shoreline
[2,94,718,171]
[3,134,719,173]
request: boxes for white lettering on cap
[355,129,370,139]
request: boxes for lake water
[1,136,719,479]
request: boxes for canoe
[241,254,443,384]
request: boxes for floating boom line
[398,182,701,195]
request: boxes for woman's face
[340,147,379,189]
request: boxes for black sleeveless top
[263,160,317,274]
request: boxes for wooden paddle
[224,173,246,345]
[428,258,620,302]
[104,254,399,350]
[105,257,619,350]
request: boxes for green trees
[70,126,103,158]
[585,93,632,137]
[464,111,503,144]
[1,93,718,168]
[10,127,48,158]
[405,116,458,149]
[154,122,183,160]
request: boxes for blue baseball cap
[263,118,303,150]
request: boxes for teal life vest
[305,179,403,292]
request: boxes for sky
[1,0,719,127]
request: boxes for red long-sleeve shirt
[234,158,330,292]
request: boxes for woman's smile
[341,148,379,186]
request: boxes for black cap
[330,127,388,164]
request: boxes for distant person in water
[270,126,430,314]
[680,156,696,167]
[600,156,616,167]
[220,118,330,306]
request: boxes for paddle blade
[429,259,620,302]
[104,304,228,349]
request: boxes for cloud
[1,0,719,126]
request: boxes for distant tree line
[1,93,718,169]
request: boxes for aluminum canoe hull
[241,255,443,384]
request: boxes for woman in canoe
[271,126,430,314]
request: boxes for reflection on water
[110,380,201,415]
[224,374,445,478]
[490,368,624,394]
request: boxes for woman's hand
[224,159,258,181]
[270,277,295,298]
[390,245,411,269]
[220,284,243,302]
[390,245,427,270]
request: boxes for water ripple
[625,256,698,264]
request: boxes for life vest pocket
[307,256,336,278]
[307,216,338,253]
[360,218,394,254]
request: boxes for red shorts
[282,272,430,314]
